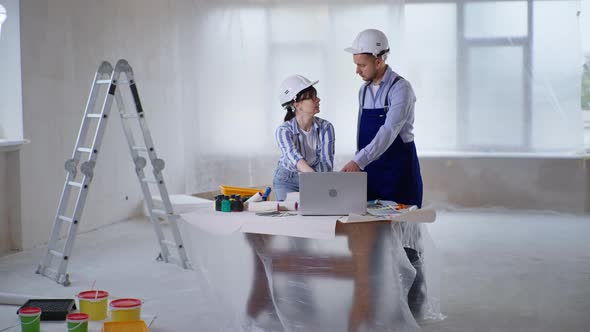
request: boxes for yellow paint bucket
[109,298,142,322]
[77,290,109,321]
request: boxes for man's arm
[341,160,361,172]
[342,81,414,171]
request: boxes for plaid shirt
[275,117,335,172]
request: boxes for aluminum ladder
[36,60,190,286]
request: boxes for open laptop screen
[299,172,367,216]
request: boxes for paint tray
[17,299,76,320]
[102,320,150,332]
[219,185,264,198]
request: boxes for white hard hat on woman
[278,74,319,106]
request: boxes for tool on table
[261,187,272,201]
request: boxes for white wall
[0,153,10,253]
[17,0,187,249]
[421,156,590,214]
[0,0,23,255]
[0,150,22,254]
[0,0,23,140]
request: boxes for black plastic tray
[17,299,76,321]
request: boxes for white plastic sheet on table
[180,204,444,331]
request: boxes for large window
[581,0,590,150]
[188,0,584,156]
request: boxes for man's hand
[341,160,361,172]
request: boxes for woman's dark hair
[282,86,318,122]
[284,106,296,121]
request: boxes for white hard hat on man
[344,29,390,57]
[278,74,318,106]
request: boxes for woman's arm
[276,125,305,171]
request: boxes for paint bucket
[18,306,41,332]
[66,313,88,332]
[77,290,109,321]
[109,298,142,322]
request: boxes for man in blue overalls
[341,29,426,317]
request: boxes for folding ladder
[36,60,190,286]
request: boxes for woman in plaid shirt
[273,75,335,201]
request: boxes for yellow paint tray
[102,320,149,332]
[219,185,264,197]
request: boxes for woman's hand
[296,159,315,173]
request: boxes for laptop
[299,172,367,216]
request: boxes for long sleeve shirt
[275,117,335,172]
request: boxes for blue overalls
[359,76,427,316]
[358,76,423,208]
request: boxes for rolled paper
[247,201,299,212]
[278,201,298,211]
[247,201,280,212]
[245,192,263,204]
[0,293,48,306]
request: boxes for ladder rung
[68,181,83,188]
[151,209,168,216]
[96,79,112,85]
[86,113,102,118]
[159,255,189,269]
[77,147,93,153]
[161,240,177,247]
[142,178,159,184]
[121,113,139,119]
[117,80,130,85]
[132,146,148,152]
[58,215,73,223]
[49,250,64,258]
